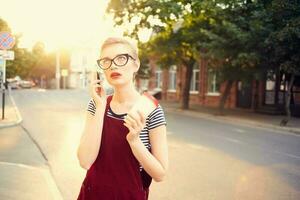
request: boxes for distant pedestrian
[77,37,168,200]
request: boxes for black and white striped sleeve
[87,99,96,115]
[148,104,167,130]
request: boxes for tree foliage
[107,0,299,114]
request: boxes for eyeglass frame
[96,53,136,70]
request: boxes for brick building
[137,60,300,116]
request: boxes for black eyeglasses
[96,53,136,70]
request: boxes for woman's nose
[110,62,119,70]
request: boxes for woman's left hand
[123,110,146,144]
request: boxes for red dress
[77,95,152,200]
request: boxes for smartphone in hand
[96,72,101,83]
[96,72,102,94]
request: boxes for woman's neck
[112,84,140,105]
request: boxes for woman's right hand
[89,72,107,109]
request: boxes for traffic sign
[0,50,14,60]
[0,32,15,50]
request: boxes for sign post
[0,32,15,120]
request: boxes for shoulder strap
[105,95,113,112]
[107,95,113,103]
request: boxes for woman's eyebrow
[100,53,129,60]
[99,56,111,60]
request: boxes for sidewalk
[0,91,22,128]
[0,92,63,200]
[160,100,300,135]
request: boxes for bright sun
[0,0,132,51]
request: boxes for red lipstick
[110,72,121,78]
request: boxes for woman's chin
[107,79,130,87]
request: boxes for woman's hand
[89,72,107,109]
[123,110,146,144]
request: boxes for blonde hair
[100,37,139,58]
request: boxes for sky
[0,0,127,51]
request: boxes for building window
[155,70,162,89]
[207,68,220,94]
[168,65,177,91]
[190,69,200,93]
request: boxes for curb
[165,107,300,136]
[0,92,23,129]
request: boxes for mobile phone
[96,72,101,85]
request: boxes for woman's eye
[103,59,110,64]
[116,55,127,62]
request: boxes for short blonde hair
[100,37,139,58]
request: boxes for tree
[107,0,297,114]
[263,0,300,125]
[198,1,271,114]
[1,18,36,79]
[0,18,11,32]
[30,42,56,85]
[107,0,264,110]
[107,0,204,109]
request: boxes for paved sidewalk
[0,91,22,128]
[160,100,300,134]
[0,92,63,200]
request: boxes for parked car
[7,79,20,89]
[19,80,35,89]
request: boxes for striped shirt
[87,98,167,151]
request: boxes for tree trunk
[281,73,295,126]
[181,61,194,110]
[218,80,233,115]
[253,80,259,110]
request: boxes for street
[6,89,300,200]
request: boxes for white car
[19,80,35,89]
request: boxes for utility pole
[56,50,60,89]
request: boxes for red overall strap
[77,95,149,200]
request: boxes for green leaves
[107,0,299,80]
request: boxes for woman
[77,37,168,200]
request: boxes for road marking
[187,144,210,151]
[224,137,244,144]
[234,128,246,133]
[273,151,300,160]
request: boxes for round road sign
[0,32,15,50]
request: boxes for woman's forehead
[100,43,135,58]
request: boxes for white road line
[187,144,210,151]
[234,128,246,133]
[273,151,300,159]
[224,137,244,144]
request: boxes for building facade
[140,59,300,116]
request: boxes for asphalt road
[10,89,300,200]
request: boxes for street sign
[0,32,15,50]
[0,50,14,60]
